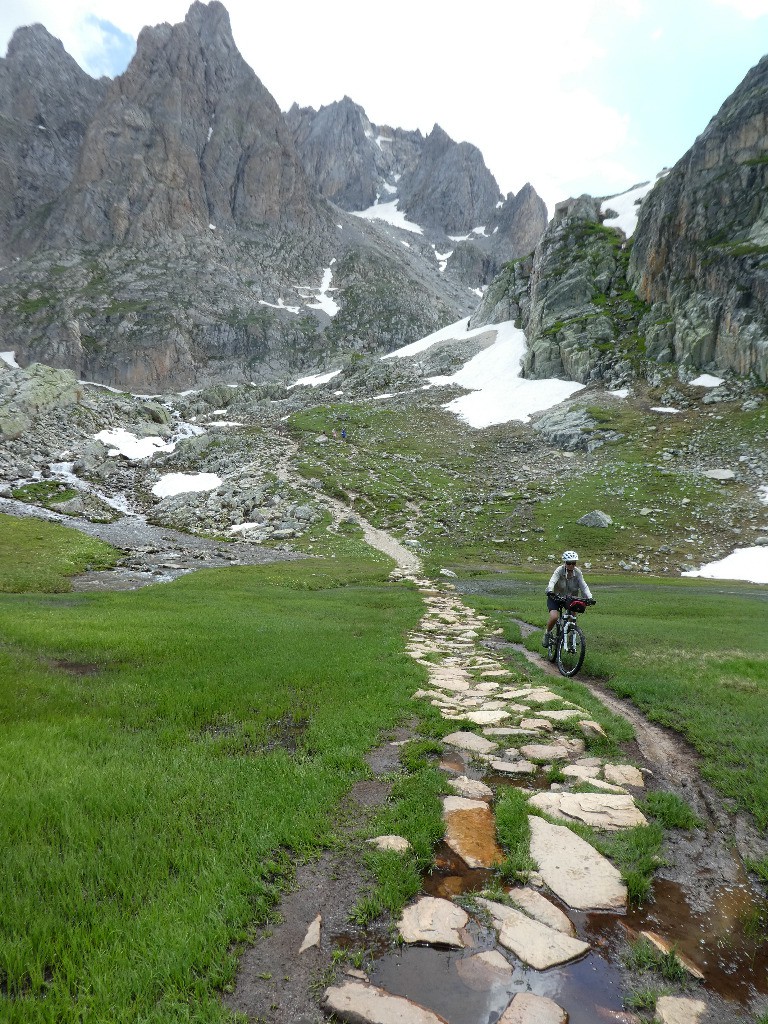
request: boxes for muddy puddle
[368,822,768,1022]
[370,942,627,1024]
[370,878,768,1022]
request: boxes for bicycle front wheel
[546,626,558,662]
[556,625,585,677]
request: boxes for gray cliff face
[397,124,501,235]
[0,25,107,263]
[470,194,671,386]
[490,184,548,258]
[629,54,768,381]
[472,51,768,387]
[285,97,423,212]
[32,1,322,249]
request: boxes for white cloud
[711,0,768,15]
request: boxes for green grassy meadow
[0,517,426,1023]
[286,392,766,576]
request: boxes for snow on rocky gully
[350,198,424,234]
[94,418,217,498]
[384,317,584,428]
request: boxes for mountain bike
[546,597,594,677]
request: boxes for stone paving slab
[640,930,706,979]
[520,743,570,761]
[443,797,504,868]
[442,731,498,754]
[489,758,536,775]
[604,763,646,788]
[529,792,648,831]
[499,991,568,1023]
[322,981,450,1023]
[461,709,511,725]
[454,949,513,990]
[447,775,494,801]
[528,816,627,911]
[507,886,576,936]
[562,764,601,781]
[398,896,469,947]
[583,778,627,794]
[519,718,554,732]
[496,908,589,969]
[655,996,707,1024]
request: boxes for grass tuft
[640,791,703,830]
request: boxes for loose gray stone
[298,913,321,953]
[366,835,411,853]
[577,510,613,527]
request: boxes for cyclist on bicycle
[543,550,595,647]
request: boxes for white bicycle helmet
[562,550,579,563]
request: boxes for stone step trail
[321,579,703,1024]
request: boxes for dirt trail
[275,436,422,575]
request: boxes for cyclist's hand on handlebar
[587,598,596,605]
[546,591,555,598]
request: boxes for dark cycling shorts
[547,595,562,612]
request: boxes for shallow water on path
[370,944,628,1024]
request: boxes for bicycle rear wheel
[556,625,585,676]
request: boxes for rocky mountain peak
[0,23,108,262]
[5,23,69,64]
[285,95,382,210]
[20,0,320,249]
[397,124,502,235]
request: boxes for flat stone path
[320,570,726,1023]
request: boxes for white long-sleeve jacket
[546,565,593,601]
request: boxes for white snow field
[683,547,768,585]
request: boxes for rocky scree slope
[0,2,474,390]
[471,51,768,386]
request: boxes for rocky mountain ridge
[287,97,548,288]
[0,2,547,391]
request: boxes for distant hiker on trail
[341,427,347,441]
[543,550,595,647]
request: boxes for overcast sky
[2,0,768,215]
